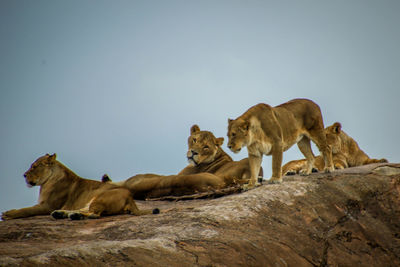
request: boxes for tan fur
[179,125,263,185]
[117,125,262,199]
[227,99,334,185]
[120,172,226,200]
[282,122,388,175]
[1,154,157,220]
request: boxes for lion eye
[192,138,197,143]
[231,133,236,137]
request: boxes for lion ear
[190,124,200,135]
[332,122,342,134]
[49,153,57,161]
[228,118,233,124]
[215,137,224,147]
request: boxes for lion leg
[297,136,315,175]
[2,204,51,220]
[247,154,263,188]
[69,210,93,220]
[51,209,94,220]
[269,145,283,184]
[282,159,308,176]
[51,210,70,219]
[309,129,334,173]
[126,197,160,216]
[332,156,347,169]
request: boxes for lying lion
[227,98,334,186]
[179,124,263,184]
[1,154,159,220]
[282,122,388,175]
[109,125,262,199]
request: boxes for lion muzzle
[187,150,199,166]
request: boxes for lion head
[227,118,249,153]
[186,125,224,166]
[24,153,57,187]
[325,122,342,154]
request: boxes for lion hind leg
[126,198,159,216]
[68,208,100,220]
[51,209,93,220]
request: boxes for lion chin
[187,158,197,166]
[229,146,241,154]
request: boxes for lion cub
[227,98,334,186]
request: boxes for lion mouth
[187,156,198,166]
[26,181,36,188]
[230,148,241,154]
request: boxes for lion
[179,124,263,184]
[227,98,334,186]
[1,154,159,220]
[109,125,262,199]
[282,122,388,175]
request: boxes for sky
[1,0,399,214]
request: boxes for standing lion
[227,98,334,186]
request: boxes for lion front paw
[241,182,261,191]
[2,209,19,220]
[69,212,85,220]
[284,170,296,176]
[299,169,311,176]
[268,177,282,184]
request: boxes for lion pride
[227,98,334,186]
[282,122,388,175]
[1,154,159,220]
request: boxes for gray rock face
[1,163,399,266]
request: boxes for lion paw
[284,170,296,176]
[1,209,22,220]
[51,210,68,219]
[268,178,282,184]
[324,166,335,173]
[241,182,261,191]
[299,169,311,176]
[69,212,85,220]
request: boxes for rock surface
[1,163,400,267]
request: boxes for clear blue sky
[1,0,399,214]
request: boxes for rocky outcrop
[1,163,399,266]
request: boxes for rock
[373,164,400,176]
[1,163,400,266]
